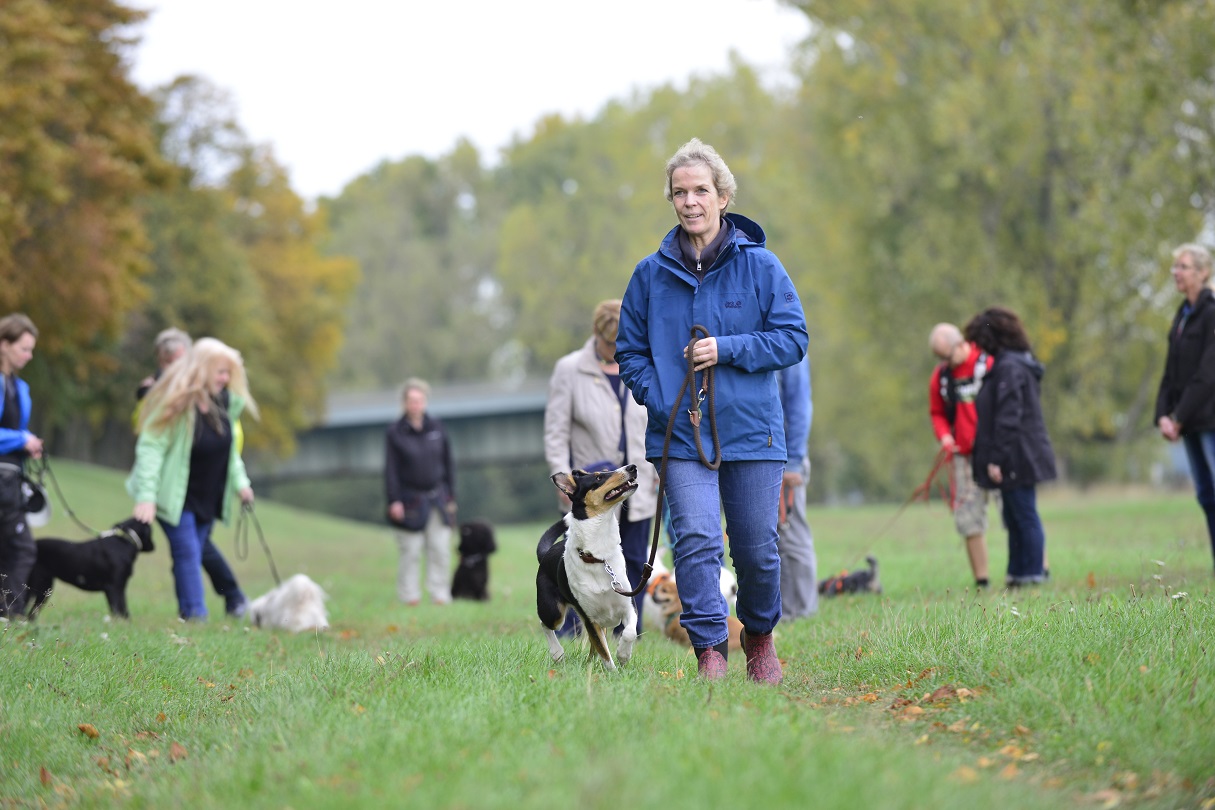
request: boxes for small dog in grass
[818,555,882,597]
[248,574,329,632]
[26,517,154,619]
[647,575,744,650]
[451,520,496,601]
[536,465,638,670]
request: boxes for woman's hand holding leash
[683,337,718,372]
[239,486,254,505]
[133,501,156,524]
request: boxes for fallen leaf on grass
[1014,724,1031,736]
[1087,571,1097,589]
[976,756,996,768]
[860,692,879,703]
[914,734,930,745]
[1088,788,1122,808]
[77,724,99,739]
[40,766,52,786]
[950,766,979,784]
[339,629,360,640]
[889,697,914,710]
[156,713,166,723]
[125,749,147,768]
[928,684,957,703]
[899,706,925,718]
[998,744,1025,758]
[169,742,187,763]
[134,731,161,741]
[999,762,1020,779]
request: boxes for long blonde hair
[137,337,259,433]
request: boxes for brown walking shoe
[740,628,783,685]
[696,648,728,680]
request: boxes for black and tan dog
[26,517,155,619]
[818,555,882,597]
[451,519,497,601]
[536,465,638,670]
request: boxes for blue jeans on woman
[1002,486,1045,583]
[1181,430,1215,568]
[663,458,783,649]
[159,511,245,619]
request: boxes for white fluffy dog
[248,574,329,632]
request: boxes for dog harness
[99,527,143,549]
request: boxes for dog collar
[577,549,606,564]
[100,528,142,549]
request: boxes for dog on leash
[536,465,639,670]
[26,517,155,619]
[451,520,496,601]
[248,574,329,632]
[818,555,882,596]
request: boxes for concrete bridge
[247,379,554,524]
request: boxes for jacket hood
[659,211,767,257]
[1003,350,1045,380]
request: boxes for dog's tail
[536,518,566,563]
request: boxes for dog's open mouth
[605,479,638,502]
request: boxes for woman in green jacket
[128,338,258,620]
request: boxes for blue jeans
[664,459,783,648]
[1181,431,1215,567]
[160,511,243,620]
[1001,486,1045,581]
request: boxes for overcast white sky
[127,0,811,199]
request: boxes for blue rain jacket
[617,213,808,463]
[0,377,33,456]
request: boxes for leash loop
[614,324,719,597]
[234,502,281,586]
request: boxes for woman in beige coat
[544,299,658,631]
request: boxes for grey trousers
[778,458,818,621]
[393,508,452,604]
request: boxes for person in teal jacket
[128,337,257,620]
[0,313,43,618]
[617,138,808,684]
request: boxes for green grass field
[2,461,1212,809]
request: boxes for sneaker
[740,628,783,685]
[696,648,728,680]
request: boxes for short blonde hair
[664,138,737,208]
[399,377,430,405]
[592,299,621,343]
[1174,243,1214,284]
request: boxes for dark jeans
[1002,486,1046,581]
[1182,431,1215,569]
[0,468,35,617]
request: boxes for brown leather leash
[615,325,720,598]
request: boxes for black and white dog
[451,520,497,601]
[26,517,155,619]
[536,465,639,670]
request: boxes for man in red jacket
[928,323,994,587]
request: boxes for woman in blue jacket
[0,314,43,618]
[617,139,808,683]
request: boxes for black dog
[26,518,155,619]
[818,555,882,597]
[451,520,497,601]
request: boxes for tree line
[3,0,1212,501]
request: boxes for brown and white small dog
[536,465,638,670]
[645,574,744,651]
[248,574,329,632]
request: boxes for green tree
[0,0,163,441]
[788,0,1215,494]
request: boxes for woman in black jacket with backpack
[965,307,1057,587]
[1154,243,1215,572]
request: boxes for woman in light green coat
[128,338,258,620]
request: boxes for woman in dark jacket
[1154,243,1215,571]
[965,307,1057,587]
[385,378,457,606]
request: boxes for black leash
[615,325,720,598]
[233,502,281,586]
[26,454,102,536]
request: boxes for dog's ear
[551,472,577,498]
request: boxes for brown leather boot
[740,628,783,685]
[696,648,728,680]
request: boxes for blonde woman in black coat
[965,307,1057,587]
[1154,243,1215,571]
